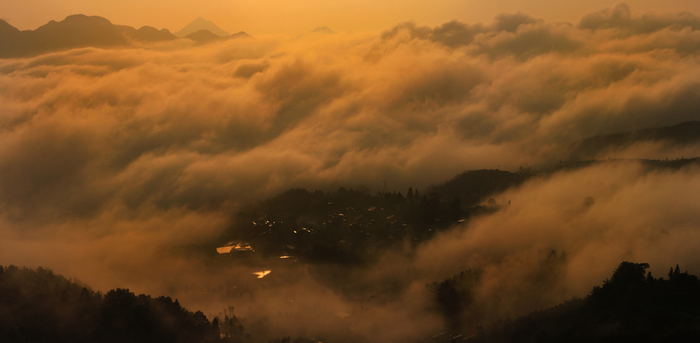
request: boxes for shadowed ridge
[0,14,183,58]
[184,29,225,44]
[184,29,254,44]
[0,14,129,58]
[574,121,700,159]
[133,26,177,42]
[31,14,128,49]
[231,31,253,39]
[116,24,176,42]
[0,19,22,55]
[292,26,336,40]
[0,19,20,36]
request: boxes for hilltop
[0,14,248,58]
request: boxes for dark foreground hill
[443,262,700,343]
[4,262,700,343]
[0,265,249,343]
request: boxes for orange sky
[2,0,700,35]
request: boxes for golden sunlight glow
[1,0,698,35]
[253,270,272,278]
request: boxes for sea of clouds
[2,3,700,341]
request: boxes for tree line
[0,265,249,343]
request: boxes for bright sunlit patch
[253,270,271,278]
[216,242,255,254]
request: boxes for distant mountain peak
[231,31,253,39]
[174,17,230,38]
[312,26,334,34]
[293,26,335,40]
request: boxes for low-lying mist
[4,161,700,341]
[2,3,700,341]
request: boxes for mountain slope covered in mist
[575,121,700,159]
[217,156,700,266]
[4,262,700,343]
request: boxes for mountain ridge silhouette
[0,14,252,58]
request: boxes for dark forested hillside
[454,262,700,343]
[4,262,700,343]
[220,184,492,264]
[216,159,700,266]
[574,121,700,159]
[424,169,531,205]
[0,265,249,343]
